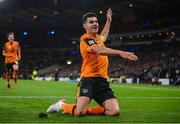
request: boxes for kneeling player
[47,8,138,116]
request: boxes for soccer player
[47,8,138,116]
[2,32,21,89]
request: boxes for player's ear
[83,23,87,29]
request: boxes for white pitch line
[115,85,180,91]
[0,96,64,99]
[0,96,180,99]
[119,96,180,99]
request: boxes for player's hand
[18,56,21,61]
[7,54,14,57]
[106,8,112,23]
[119,51,138,61]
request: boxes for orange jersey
[80,34,109,79]
[4,41,20,64]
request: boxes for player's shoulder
[80,34,97,46]
[80,33,102,40]
[14,41,19,44]
[80,34,92,41]
[4,41,10,46]
[13,41,20,46]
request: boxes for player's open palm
[120,51,138,61]
[107,8,112,22]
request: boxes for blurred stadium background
[0,0,179,85]
[0,0,180,123]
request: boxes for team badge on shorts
[82,88,88,94]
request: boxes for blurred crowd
[109,41,180,85]
[0,41,179,85]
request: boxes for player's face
[8,34,14,41]
[84,17,99,34]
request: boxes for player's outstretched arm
[92,45,138,61]
[100,8,112,42]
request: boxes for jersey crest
[84,38,97,46]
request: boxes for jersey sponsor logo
[84,38,96,46]
[82,88,88,94]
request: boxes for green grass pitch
[0,79,180,123]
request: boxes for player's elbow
[92,45,105,55]
[2,52,6,56]
[94,50,105,55]
[94,50,102,55]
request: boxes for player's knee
[106,108,120,116]
[111,108,120,116]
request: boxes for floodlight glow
[23,32,28,36]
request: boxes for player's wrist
[106,19,111,23]
[118,51,126,57]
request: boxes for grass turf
[0,79,180,123]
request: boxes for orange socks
[61,104,76,115]
[6,73,11,89]
[88,106,105,115]
[6,73,10,83]
[13,70,18,84]
[61,104,105,116]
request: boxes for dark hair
[7,32,14,37]
[82,12,98,24]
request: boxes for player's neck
[9,40,14,44]
[86,32,97,37]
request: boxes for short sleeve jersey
[4,41,19,64]
[80,34,109,79]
